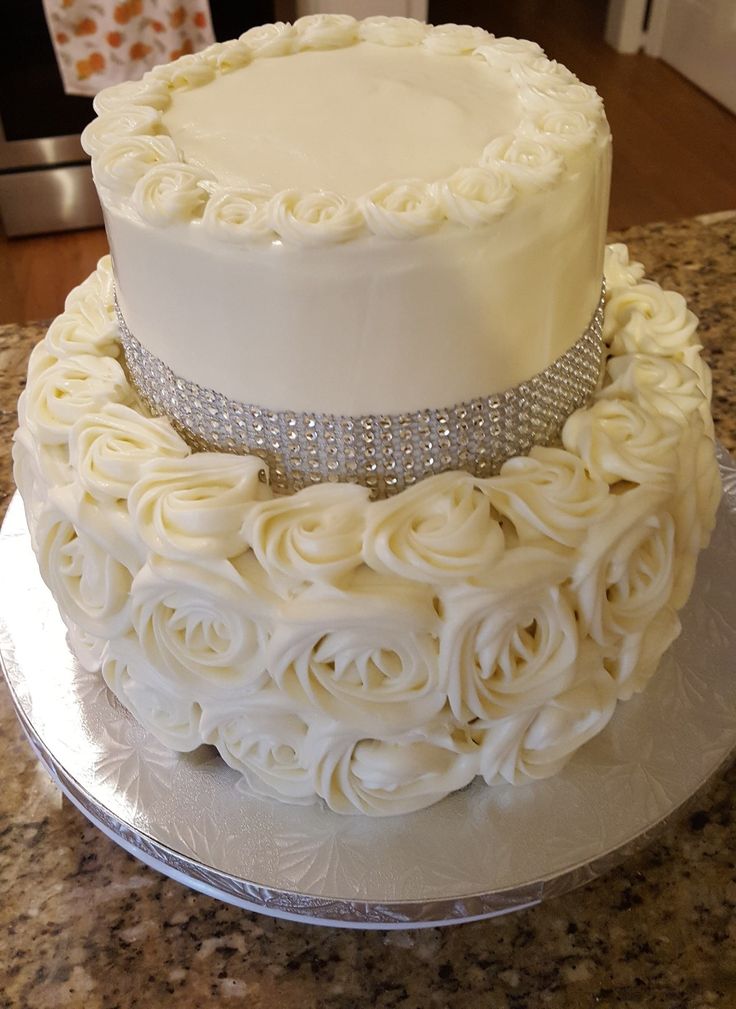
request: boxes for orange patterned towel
[42,0,216,96]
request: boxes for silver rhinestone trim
[116,285,605,497]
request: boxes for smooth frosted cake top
[161,44,521,196]
[81,14,609,247]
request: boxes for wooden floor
[433,0,736,225]
[1,0,735,325]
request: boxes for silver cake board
[1,447,735,929]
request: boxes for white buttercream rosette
[81,106,163,160]
[423,23,491,55]
[12,426,52,539]
[22,352,132,449]
[133,162,212,225]
[69,403,190,504]
[571,485,677,653]
[602,607,681,701]
[91,76,170,114]
[481,135,564,191]
[243,482,369,591]
[239,21,296,58]
[668,415,722,607]
[129,555,271,698]
[604,283,699,357]
[268,189,364,245]
[440,549,578,721]
[308,724,480,816]
[434,167,515,227]
[92,135,181,196]
[66,622,108,673]
[363,472,505,583]
[268,575,442,734]
[360,179,443,238]
[46,275,119,359]
[64,259,116,316]
[562,397,682,487]
[34,487,135,639]
[482,446,612,547]
[478,657,617,783]
[13,247,721,816]
[201,185,274,242]
[200,693,316,804]
[128,452,268,561]
[102,643,204,752]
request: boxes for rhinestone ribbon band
[117,286,605,497]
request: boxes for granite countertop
[1,213,735,1008]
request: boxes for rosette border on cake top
[13,245,721,816]
[81,15,607,243]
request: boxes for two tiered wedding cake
[13,15,720,814]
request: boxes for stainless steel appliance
[0,0,275,236]
[0,2,101,235]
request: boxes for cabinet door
[649,0,736,114]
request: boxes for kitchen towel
[42,0,215,96]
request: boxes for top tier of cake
[82,15,611,417]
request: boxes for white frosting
[487,447,612,547]
[132,163,212,225]
[481,134,564,190]
[206,700,318,805]
[435,167,515,226]
[92,135,181,196]
[85,17,610,415]
[269,575,443,735]
[45,308,118,362]
[102,643,204,751]
[69,404,189,503]
[14,247,720,815]
[130,555,271,698]
[200,185,274,242]
[161,45,521,196]
[606,284,700,361]
[34,486,134,639]
[107,163,608,413]
[309,727,480,816]
[363,473,505,583]
[473,37,543,71]
[239,21,297,57]
[571,485,677,646]
[80,106,164,160]
[601,354,705,425]
[91,77,171,114]
[127,453,269,561]
[268,189,365,246]
[23,353,132,447]
[562,397,683,486]
[243,482,369,590]
[443,577,579,720]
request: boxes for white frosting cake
[80,15,610,419]
[13,17,721,816]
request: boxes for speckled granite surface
[1,213,735,1009]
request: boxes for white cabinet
[606,0,736,114]
[649,0,736,115]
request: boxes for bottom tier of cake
[12,244,721,816]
